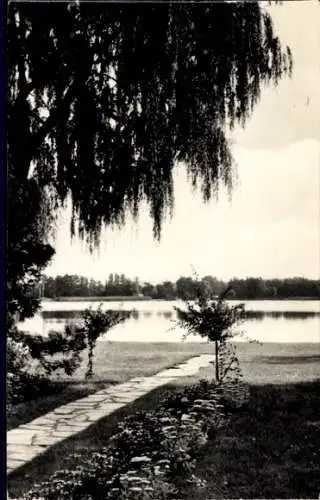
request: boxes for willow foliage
[8,2,292,246]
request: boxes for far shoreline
[42,295,320,302]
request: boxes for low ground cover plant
[14,377,249,500]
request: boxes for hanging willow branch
[7,2,292,247]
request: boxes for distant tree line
[42,274,320,300]
[43,274,140,298]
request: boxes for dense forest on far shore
[41,274,320,301]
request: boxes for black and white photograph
[6,0,320,498]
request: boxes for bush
[8,323,87,377]
[7,337,34,375]
[6,338,64,412]
[6,323,85,413]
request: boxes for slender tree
[175,287,245,383]
[7,2,292,320]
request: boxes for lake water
[19,299,320,343]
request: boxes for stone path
[7,354,213,475]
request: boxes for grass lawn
[198,341,320,385]
[7,341,214,430]
[8,342,319,430]
[184,381,320,499]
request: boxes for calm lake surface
[20,299,320,343]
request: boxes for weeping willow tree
[7,2,292,320]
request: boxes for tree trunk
[215,340,219,383]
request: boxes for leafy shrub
[10,324,87,377]
[7,337,34,375]
[6,337,64,412]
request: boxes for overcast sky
[47,1,320,283]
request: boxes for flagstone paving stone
[7,354,212,475]
[51,430,76,439]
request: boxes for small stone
[61,413,89,423]
[84,395,109,403]
[55,423,87,432]
[66,402,96,409]
[27,417,57,426]
[111,396,136,403]
[94,402,123,412]
[19,424,53,431]
[53,407,76,415]
[51,430,75,438]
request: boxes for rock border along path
[7,354,213,475]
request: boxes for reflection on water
[41,309,320,321]
[20,300,320,343]
[132,309,139,321]
[246,310,319,320]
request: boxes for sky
[46,1,320,284]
